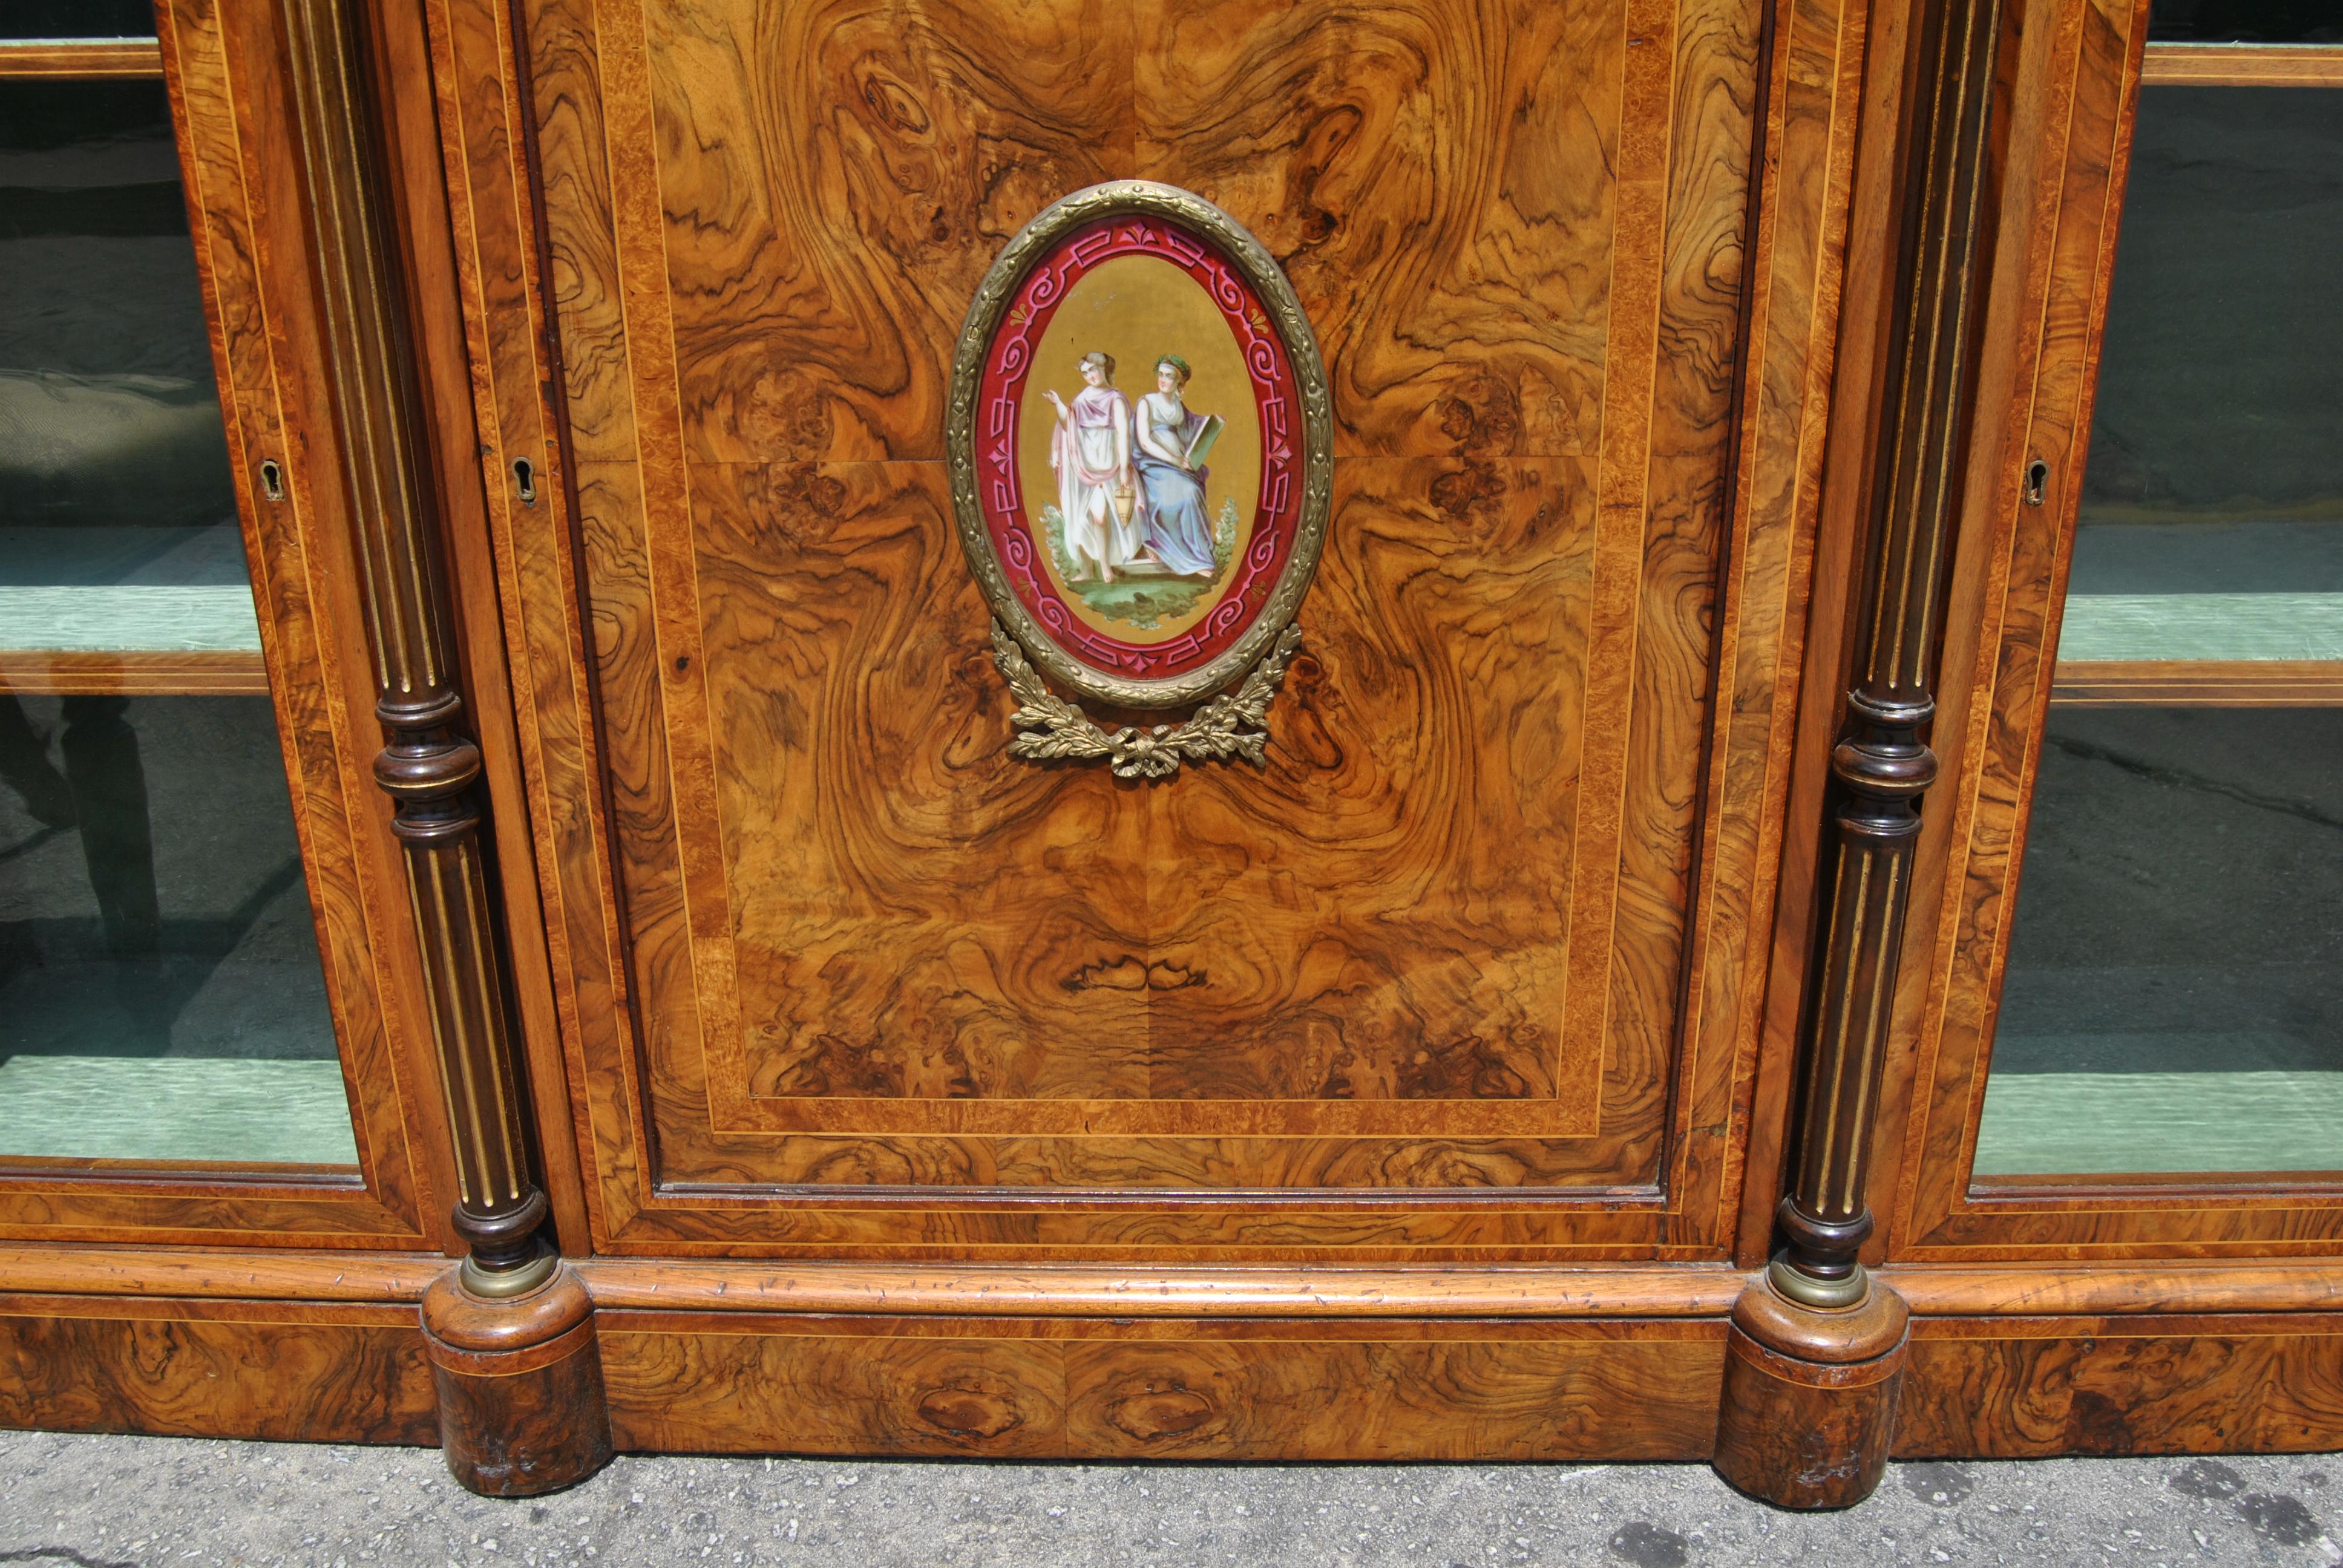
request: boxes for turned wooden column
[275,0,609,1494]
[1715,0,2004,1511]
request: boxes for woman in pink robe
[1043,351,1140,583]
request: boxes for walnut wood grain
[1063,1329,1721,1460]
[606,1319,1069,1457]
[575,1259,1746,1317]
[1710,1273,1913,1507]
[191,0,465,1253]
[0,1295,437,1445]
[1860,0,2071,1266]
[422,1267,612,1494]
[1713,1281,1910,1508]
[0,1246,442,1301]
[598,1313,1725,1460]
[0,39,164,77]
[270,0,553,1293]
[406,0,634,1256]
[1884,1261,2343,1316]
[1732,0,1887,1270]
[462,0,1869,1258]
[2139,42,2343,88]
[1896,1314,2343,1456]
[0,650,269,696]
[360,0,596,1258]
[594,0,1689,1188]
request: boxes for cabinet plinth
[1712,1276,1912,1509]
[421,1266,611,1496]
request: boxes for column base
[421,1261,613,1497]
[1711,1267,1910,1509]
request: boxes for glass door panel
[0,75,350,1165]
[1976,60,2343,1175]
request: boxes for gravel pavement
[5,1431,2342,1567]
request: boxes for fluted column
[1774,0,2002,1312]
[274,0,608,1494]
[1716,0,2005,1509]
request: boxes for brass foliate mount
[989,619,1303,780]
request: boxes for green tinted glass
[0,79,350,1166]
[1977,82,2343,1177]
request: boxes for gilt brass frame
[946,180,1334,711]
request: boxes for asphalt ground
[4,1431,2342,1567]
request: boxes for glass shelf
[0,519,269,692]
[2054,587,2343,705]
[0,528,267,696]
[2062,592,2343,661]
[0,1055,356,1164]
[1978,1069,2343,1176]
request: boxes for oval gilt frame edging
[946,180,1334,710]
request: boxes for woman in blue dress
[1131,356,1219,578]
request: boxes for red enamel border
[974,217,1303,682]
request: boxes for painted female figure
[1043,351,1141,583]
[1131,356,1219,578]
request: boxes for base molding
[572,1259,1749,1318]
[2,1254,2341,1475]
[1881,1262,2343,1316]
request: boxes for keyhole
[259,459,285,501]
[2022,457,2048,507]
[513,456,537,506]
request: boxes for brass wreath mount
[990,619,1303,780]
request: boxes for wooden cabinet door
[450,0,1869,1259]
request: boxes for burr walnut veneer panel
[434,0,1872,1254]
[597,1313,1730,1460]
[0,1296,438,1446]
[595,1300,2343,1462]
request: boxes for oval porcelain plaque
[949,182,1331,710]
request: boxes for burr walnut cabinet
[1,0,2338,1506]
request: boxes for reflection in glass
[0,699,352,1162]
[0,82,249,616]
[0,81,349,1165]
[1976,84,2343,1176]
[2149,0,2343,43]
[1979,710,2343,1174]
[2080,89,2343,540]
[0,1,156,42]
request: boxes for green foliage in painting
[1038,501,1242,632]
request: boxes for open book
[1182,413,1224,468]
